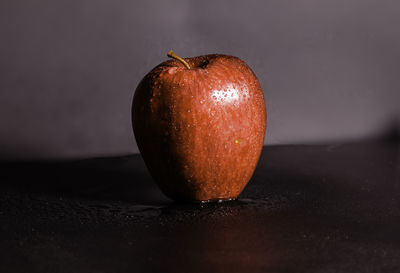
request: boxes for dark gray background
[1,0,399,160]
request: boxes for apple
[132,51,266,202]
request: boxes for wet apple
[132,51,266,202]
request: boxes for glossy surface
[1,142,399,273]
[132,55,266,201]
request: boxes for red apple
[132,51,266,202]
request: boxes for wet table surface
[1,141,399,273]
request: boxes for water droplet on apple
[168,67,177,74]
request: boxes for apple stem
[167,50,191,69]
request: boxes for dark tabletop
[1,141,399,273]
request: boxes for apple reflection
[137,202,281,272]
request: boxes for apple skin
[132,54,266,202]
